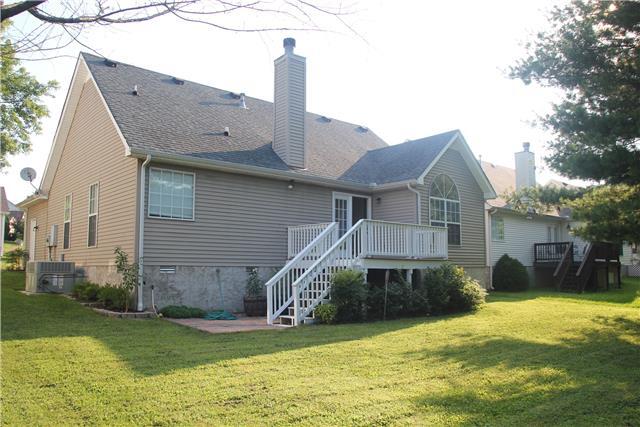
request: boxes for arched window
[429,174,461,245]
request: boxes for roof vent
[228,92,241,100]
[172,77,185,85]
[224,127,230,137]
[103,59,117,68]
[319,116,332,123]
[356,125,369,133]
[239,93,247,109]
[132,85,139,96]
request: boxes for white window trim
[331,192,372,230]
[147,167,196,222]
[491,216,505,242]
[63,193,72,250]
[428,175,462,246]
[87,182,99,248]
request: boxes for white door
[333,193,370,236]
[29,219,37,261]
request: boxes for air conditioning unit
[25,261,75,293]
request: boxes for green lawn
[2,272,639,426]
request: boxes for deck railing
[288,222,335,258]
[268,220,448,325]
[534,242,572,263]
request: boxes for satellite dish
[20,167,37,183]
[20,167,38,192]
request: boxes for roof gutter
[127,148,416,193]
[16,194,48,209]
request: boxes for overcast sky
[3,0,570,203]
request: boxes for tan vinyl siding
[372,188,417,223]
[144,165,333,266]
[24,201,49,260]
[31,79,138,265]
[419,148,487,267]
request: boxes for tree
[511,0,640,185]
[0,22,57,170]
[1,1,357,60]
[510,1,640,244]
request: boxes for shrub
[314,303,337,324]
[330,269,368,322]
[367,278,413,320]
[114,248,138,311]
[245,267,263,297]
[493,254,529,291]
[97,285,130,311]
[2,248,28,271]
[159,305,206,319]
[72,282,100,301]
[423,264,486,314]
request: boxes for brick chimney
[515,142,536,190]
[273,38,306,169]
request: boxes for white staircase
[265,220,448,326]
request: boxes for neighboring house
[483,144,620,290]
[18,39,496,324]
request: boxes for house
[18,38,496,325]
[482,144,621,291]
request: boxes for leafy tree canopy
[0,22,57,170]
[511,0,640,185]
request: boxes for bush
[72,282,100,301]
[423,264,486,314]
[314,303,337,324]
[367,279,413,320]
[330,269,368,322]
[2,248,28,271]
[245,267,263,297]
[159,305,206,319]
[493,254,529,291]
[97,285,130,311]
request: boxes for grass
[2,272,639,426]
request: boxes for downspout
[406,183,421,224]
[486,205,497,289]
[137,154,151,311]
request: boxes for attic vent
[356,125,369,133]
[228,92,241,100]
[103,59,117,68]
[320,116,332,123]
[172,77,185,85]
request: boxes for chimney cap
[283,37,296,49]
[523,142,531,152]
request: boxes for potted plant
[243,267,267,316]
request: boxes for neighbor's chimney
[273,37,306,169]
[515,142,536,190]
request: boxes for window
[63,194,72,249]
[429,174,461,245]
[88,183,99,247]
[148,168,195,220]
[491,216,504,241]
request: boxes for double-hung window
[148,168,195,220]
[429,174,461,245]
[63,194,72,249]
[491,216,505,241]
[87,183,99,247]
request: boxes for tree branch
[1,1,46,22]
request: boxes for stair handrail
[265,222,338,324]
[575,242,596,292]
[290,219,368,324]
[553,242,574,290]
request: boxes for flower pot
[243,295,267,317]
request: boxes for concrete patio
[166,316,283,334]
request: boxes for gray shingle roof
[340,130,458,184]
[83,53,460,186]
[82,53,389,183]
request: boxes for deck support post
[406,269,413,286]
